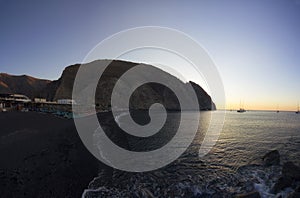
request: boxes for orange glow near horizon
[221,86,300,111]
[224,102,299,111]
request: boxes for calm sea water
[203,111,300,167]
[83,111,300,197]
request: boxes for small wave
[93,127,113,167]
[82,186,127,198]
[81,161,299,197]
[114,111,129,126]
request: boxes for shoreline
[1,111,299,197]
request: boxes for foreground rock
[287,191,300,198]
[287,186,300,197]
[272,161,300,193]
[282,161,300,180]
[262,150,280,166]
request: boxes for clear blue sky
[0,0,300,110]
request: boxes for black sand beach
[0,112,100,197]
[1,111,300,197]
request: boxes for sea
[82,110,300,198]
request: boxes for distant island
[0,60,215,112]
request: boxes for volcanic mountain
[0,60,216,110]
[0,73,51,98]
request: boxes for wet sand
[0,112,100,197]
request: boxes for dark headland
[0,60,216,111]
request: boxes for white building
[57,99,76,105]
[3,94,31,103]
[34,98,47,103]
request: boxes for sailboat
[237,100,246,113]
[276,105,279,113]
[237,108,246,113]
[296,103,299,114]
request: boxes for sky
[0,0,300,111]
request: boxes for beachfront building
[0,93,31,103]
[0,102,4,110]
[0,93,31,111]
[57,99,76,105]
[34,98,47,103]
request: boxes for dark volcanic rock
[282,161,300,180]
[262,150,280,166]
[0,73,50,99]
[190,81,216,110]
[57,60,216,111]
[51,63,80,101]
[1,60,216,111]
[287,191,300,198]
[272,176,293,193]
[272,161,300,193]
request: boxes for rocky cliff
[0,60,216,110]
[0,73,51,98]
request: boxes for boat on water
[237,100,246,113]
[237,108,246,113]
[296,103,299,114]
